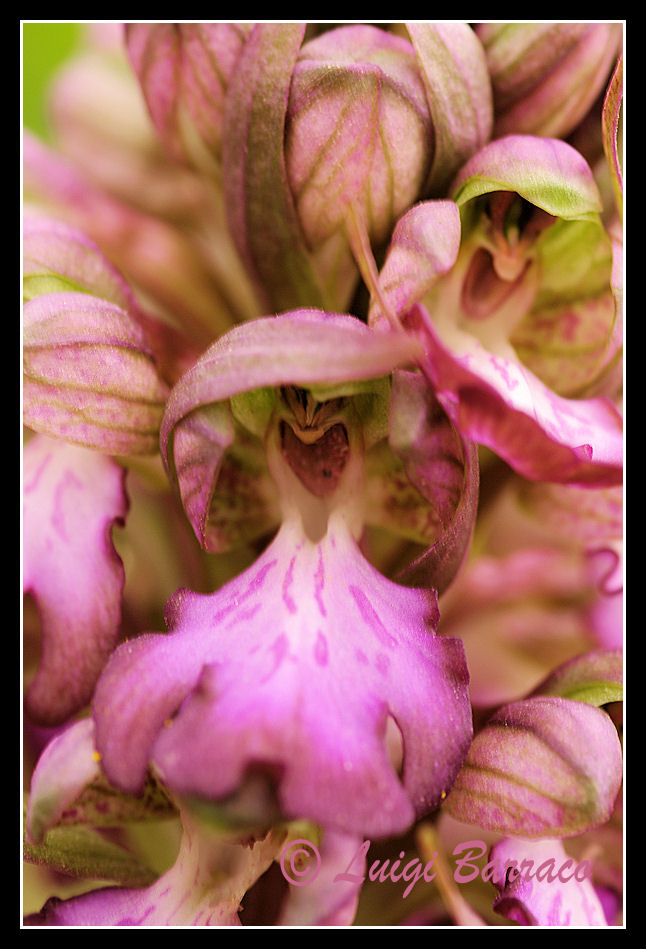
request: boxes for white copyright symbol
[279,838,321,886]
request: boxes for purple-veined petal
[93,514,472,839]
[406,22,493,195]
[489,837,608,926]
[161,311,423,549]
[510,289,617,399]
[23,215,200,387]
[23,291,169,455]
[367,200,462,331]
[415,302,623,486]
[23,435,128,724]
[443,696,622,838]
[385,370,479,595]
[125,23,251,169]
[23,216,138,311]
[287,25,433,253]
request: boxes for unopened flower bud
[285,25,433,256]
[476,22,622,139]
[126,23,251,175]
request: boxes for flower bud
[126,23,251,174]
[285,25,433,255]
[223,23,492,314]
[476,23,622,139]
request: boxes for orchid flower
[366,134,623,486]
[91,310,477,840]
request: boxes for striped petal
[23,291,169,455]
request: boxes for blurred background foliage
[22,22,82,139]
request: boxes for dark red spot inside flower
[280,421,349,498]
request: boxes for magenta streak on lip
[349,585,397,648]
[282,556,298,614]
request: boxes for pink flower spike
[23,435,128,725]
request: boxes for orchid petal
[518,480,623,544]
[416,302,623,486]
[23,215,200,387]
[367,200,462,330]
[26,718,177,846]
[287,26,433,251]
[23,216,137,311]
[510,218,615,398]
[26,719,101,845]
[277,830,366,926]
[515,480,624,650]
[23,291,169,455]
[23,435,128,724]
[450,134,602,220]
[93,515,472,839]
[444,696,623,838]
[490,837,608,926]
[406,22,493,195]
[383,370,479,594]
